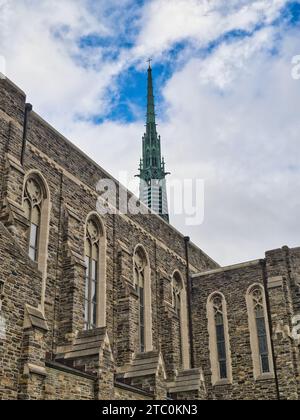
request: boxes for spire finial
[146,59,155,125]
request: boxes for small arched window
[246,285,273,378]
[172,272,183,366]
[84,215,106,331]
[172,274,182,317]
[253,288,270,373]
[213,296,227,380]
[133,246,152,353]
[134,248,146,352]
[23,172,51,309]
[171,271,190,370]
[207,293,232,385]
[24,177,43,262]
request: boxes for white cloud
[0,0,128,123]
[0,0,299,266]
[134,0,288,58]
[159,27,300,264]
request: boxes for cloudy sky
[1,0,300,266]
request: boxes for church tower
[137,62,170,222]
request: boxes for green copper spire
[147,62,156,125]
[137,61,170,222]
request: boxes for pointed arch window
[84,218,101,330]
[207,293,232,385]
[23,172,51,308]
[172,273,183,365]
[172,276,181,318]
[24,177,42,262]
[213,296,227,380]
[171,271,190,369]
[133,246,152,353]
[246,285,273,379]
[134,249,146,352]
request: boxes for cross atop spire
[147,58,152,69]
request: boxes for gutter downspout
[20,103,33,165]
[184,236,195,369]
[261,259,280,400]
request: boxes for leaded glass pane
[29,224,38,248]
[92,260,97,281]
[258,336,268,355]
[256,316,266,336]
[139,285,145,352]
[29,223,39,261]
[219,361,227,379]
[134,248,147,352]
[261,355,270,373]
[218,341,226,360]
[29,245,36,261]
[213,295,228,380]
[84,300,89,322]
[91,303,97,327]
[253,288,270,374]
[84,218,101,330]
[216,324,224,340]
[91,280,97,303]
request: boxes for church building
[0,70,299,400]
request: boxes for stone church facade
[0,77,299,400]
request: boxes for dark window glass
[219,361,227,380]
[216,322,227,379]
[214,302,227,380]
[255,312,270,373]
[84,224,100,331]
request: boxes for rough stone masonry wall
[0,76,218,399]
[0,81,25,207]
[159,275,183,379]
[0,222,42,400]
[264,247,300,399]
[44,367,95,400]
[114,384,153,400]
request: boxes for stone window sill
[255,373,275,381]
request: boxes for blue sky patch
[95,63,172,124]
[74,0,300,125]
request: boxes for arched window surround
[246,284,274,380]
[207,292,232,385]
[23,171,51,309]
[171,270,190,370]
[133,244,153,353]
[84,212,107,329]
